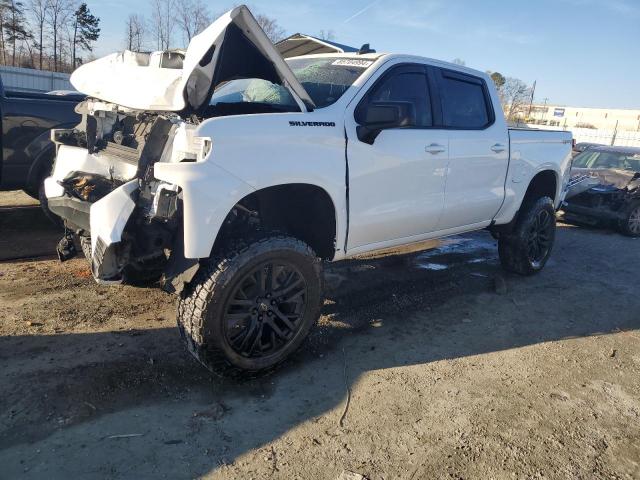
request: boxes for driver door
[345,64,449,251]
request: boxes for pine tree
[4,0,30,66]
[71,3,99,69]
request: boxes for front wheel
[498,196,556,276]
[619,201,640,237]
[177,235,323,375]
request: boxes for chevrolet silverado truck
[45,6,572,374]
[0,77,82,215]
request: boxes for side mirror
[356,101,415,144]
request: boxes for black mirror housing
[356,101,416,144]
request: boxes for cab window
[437,69,493,129]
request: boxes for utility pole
[541,98,549,122]
[611,119,619,146]
[527,80,537,118]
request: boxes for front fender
[154,160,254,259]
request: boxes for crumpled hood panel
[71,50,184,111]
[70,5,314,112]
[567,167,640,199]
[572,167,640,190]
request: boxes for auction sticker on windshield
[331,59,374,68]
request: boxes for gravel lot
[1,191,639,479]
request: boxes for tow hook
[56,230,77,262]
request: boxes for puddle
[416,262,448,271]
[413,235,497,271]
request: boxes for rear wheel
[177,235,323,375]
[498,196,556,276]
[619,201,640,237]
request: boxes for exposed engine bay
[47,99,209,287]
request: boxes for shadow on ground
[0,199,62,260]
[1,194,639,479]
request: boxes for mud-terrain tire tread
[498,196,556,276]
[177,235,323,377]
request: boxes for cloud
[558,0,639,16]
[343,0,383,24]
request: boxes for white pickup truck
[46,6,572,373]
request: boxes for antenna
[357,43,376,55]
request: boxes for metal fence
[0,65,72,93]
[526,124,640,148]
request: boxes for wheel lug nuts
[266,293,271,298]
[267,311,273,317]
[271,300,276,305]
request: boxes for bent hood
[566,167,640,199]
[70,5,315,112]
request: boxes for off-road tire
[618,201,640,237]
[498,196,556,276]
[177,235,323,376]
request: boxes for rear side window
[438,70,492,129]
[367,71,433,127]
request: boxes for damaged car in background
[45,5,572,374]
[563,145,640,237]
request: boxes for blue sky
[88,0,640,109]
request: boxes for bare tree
[150,0,174,50]
[46,0,72,71]
[500,77,532,123]
[176,0,209,45]
[318,29,335,41]
[27,0,46,68]
[255,13,285,43]
[124,13,146,51]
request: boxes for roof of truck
[287,51,387,61]
[285,52,491,80]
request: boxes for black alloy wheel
[223,261,308,359]
[526,208,555,268]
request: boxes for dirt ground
[1,191,639,480]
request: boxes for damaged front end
[562,167,640,226]
[46,99,208,287]
[45,5,314,290]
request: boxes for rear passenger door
[432,67,509,230]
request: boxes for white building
[527,104,640,132]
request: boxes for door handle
[491,143,506,153]
[425,143,446,154]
